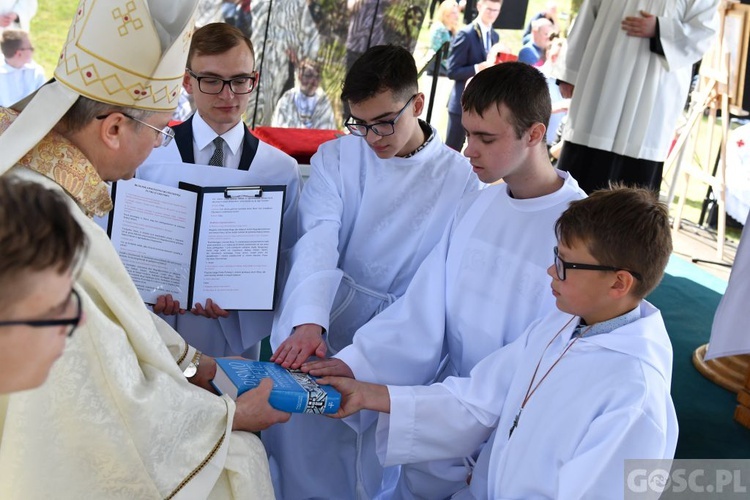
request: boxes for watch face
[184,363,198,378]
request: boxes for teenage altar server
[554,0,719,193]
[0,177,86,395]
[264,44,479,499]
[0,1,289,497]
[305,61,586,497]
[143,22,301,360]
[322,186,678,499]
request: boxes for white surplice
[336,172,585,497]
[556,0,718,161]
[0,108,273,498]
[380,303,678,499]
[707,208,750,359]
[142,117,302,358]
[264,127,480,499]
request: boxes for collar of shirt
[401,119,435,159]
[574,305,641,339]
[476,22,493,40]
[192,112,245,168]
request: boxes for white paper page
[109,178,197,305]
[192,188,284,310]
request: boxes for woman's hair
[437,0,460,34]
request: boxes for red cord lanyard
[508,316,592,439]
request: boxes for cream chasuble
[0,108,273,499]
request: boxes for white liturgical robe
[336,172,585,497]
[380,303,678,499]
[339,172,585,384]
[264,126,479,499]
[556,0,718,161]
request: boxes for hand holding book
[233,378,292,432]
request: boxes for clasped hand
[154,294,229,319]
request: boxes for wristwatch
[183,350,202,379]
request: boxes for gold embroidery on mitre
[113,2,144,37]
[54,0,195,111]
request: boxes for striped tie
[209,136,224,167]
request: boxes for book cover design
[212,359,341,414]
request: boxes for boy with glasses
[304,61,586,497]
[0,176,86,394]
[263,43,479,499]
[0,29,44,107]
[144,22,302,361]
[320,186,678,499]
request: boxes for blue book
[211,359,341,414]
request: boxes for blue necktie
[486,31,491,53]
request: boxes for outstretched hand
[317,376,391,418]
[302,358,354,378]
[271,323,327,369]
[621,11,657,39]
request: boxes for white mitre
[0,0,199,174]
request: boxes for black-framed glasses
[553,247,643,281]
[186,69,258,95]
[344,94,417,137]
[96,113,175,147]
[0,289,82,337]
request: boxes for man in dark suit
[141,22,301,360]
[446,0,503,151]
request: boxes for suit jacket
[447,22,499,114]
[171,115,259,170]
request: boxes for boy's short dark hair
[0,177,87,308]
[341,45,418,105]
[1,29,27,59]
[462,62,551,140]
[187,22,254,69]
[555,185,672,298]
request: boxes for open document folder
[108,175,285,311]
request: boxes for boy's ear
[610,270,636,298]
[412,92,425,117]
[527,122,546,146]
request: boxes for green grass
[29,0,77,76]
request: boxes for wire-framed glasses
[344,94,417,137]
[553,247,643,281]
[186,69,259,95]
[0,289,82,337]
[96,113,175,147]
